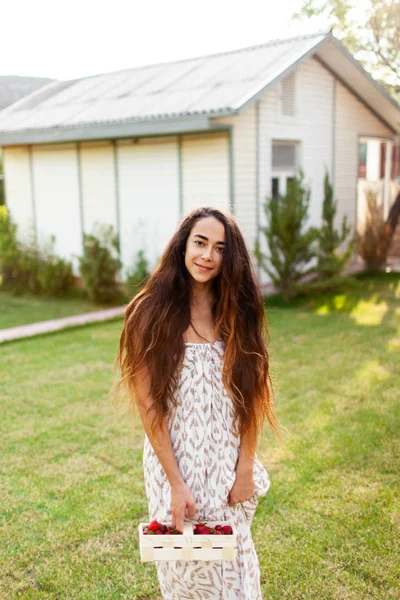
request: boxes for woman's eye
[217,247,224,253]
[194,240,204,246]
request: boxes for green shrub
[126,249,150,298]
[255,170,319,302]
[316,170,354,279]
[0,209,74,297]
[78,225,122,304]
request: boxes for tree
[316,170,354,278]
[255,170,319,302]
[293,0,400,97]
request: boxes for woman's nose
[202,246,212,260]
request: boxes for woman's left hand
[227,470,255,507]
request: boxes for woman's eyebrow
[193,233,225,245]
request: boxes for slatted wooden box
[138,520,237,562]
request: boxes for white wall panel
[117,137,180,275]
[32,144,81,270]
[80,142,117,235]
[2,147,34,241]
[213,109,257,253]
[255,58,335,284]
[181,133,229,215]
[335,81,392,229]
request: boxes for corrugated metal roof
[0,75,53,111]
[0,32,329,134]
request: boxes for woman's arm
[133,364,196,532]
[236,429,256,474]
[228,429,256,506]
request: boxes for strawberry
[215,525,223,531]
[159,524,168,533]
[154,530,163,534]
[222,525,233,535]
[147,519,160,531]
[194,524,211,535]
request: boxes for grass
[0,291,117,330]
[1,273,399,599]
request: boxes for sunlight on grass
[350,299,388,325]
[354,359,391,389]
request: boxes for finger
[187,501,196,517]
[175,510,185,534]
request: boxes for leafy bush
[255,170,319,302]
[358,189,392,270]
[0,209,74,296]
[78,224,122,304]
[126,249,150,298]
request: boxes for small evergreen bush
[316,170,354,279]
[255,170,319,302]
[78,224,122,304]
[126,249,150,298]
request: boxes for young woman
[117,206,281,599]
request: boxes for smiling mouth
[195,263,213,271]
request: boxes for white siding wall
[214,58,335,284]
[2,146,34,241]
[335,81,392,229]
[259,58,334,228]
[181,133,229,215]
[80,141,117,235]
[117,137,180,275]
[32,144,82,270]
[212,108,257,253]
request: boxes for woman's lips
[195,263,212,271]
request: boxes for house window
[271,141,299,198]
[281,71,296,116]
[272,177,279,200]
[272,141,298,170]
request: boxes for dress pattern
[143,340,270,600]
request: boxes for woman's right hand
[170,480,196,533]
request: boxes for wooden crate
[138,520,237,562]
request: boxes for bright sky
[1,0,335,81]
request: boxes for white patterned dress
[143,339,270,600]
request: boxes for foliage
[293,0,400,97]
[125,249,150,298]
[315,170,354,279]
[357,188,392,269]
[0,209,74,297]
[78,224,122,304]
[255,170,319,302]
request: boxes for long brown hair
[115,207,281,454]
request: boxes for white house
[0,31,399,282]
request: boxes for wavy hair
[115,207,281,454]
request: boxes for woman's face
[184,216,225,284]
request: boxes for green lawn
[1,274,399,599]
[0,292,115,330]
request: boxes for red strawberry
[159,524,168,533]
[222,525,233,535]
[147,520,160,531]
[195,525,211,534]
[214,530,223,535]
[215,525,223,531]
[154,530,163,535]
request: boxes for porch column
[383,140,393,219]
